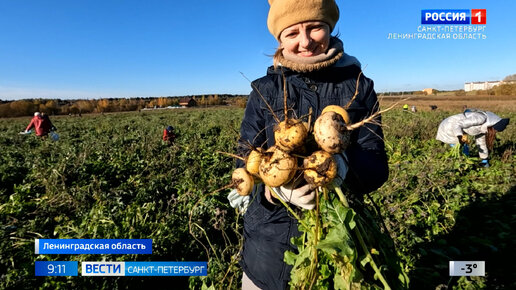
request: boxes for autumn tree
[76,100,95,114]
[9,100,35,116]
[234,97,247,108]
[0,103,10,117]
[43,100,59,115]
[494,83,516,96]
[96,99,111,113]
[157,97,173,107]
[69,105,80,115]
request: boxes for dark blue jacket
[237,59,389,289]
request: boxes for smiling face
[279,21,331,57]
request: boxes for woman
[24,112,56,137]
[436,109,510,167]
[229,0,389,288]
[162,125,176,145]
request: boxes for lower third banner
[81,261,207,276]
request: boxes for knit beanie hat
[267,0,340,40]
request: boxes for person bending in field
[162,126,176,145]
[436,109,510,167]
[227,0,390,288]
[24,112,56,137]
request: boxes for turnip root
[272,70,309,153]
[274,119,308,153]
[322,105,350,125]
[313,111,350,154]
[303,150,337,187]
[246,148,264,176]
[259,146,297,187]
[232,168,254,196]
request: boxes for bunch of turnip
[229,92,387,196]
[228,72,384,195]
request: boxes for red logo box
[471,9,486,24]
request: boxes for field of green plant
[0,107,514,289]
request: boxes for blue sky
[0,0,514,100]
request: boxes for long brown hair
[273,47,283,70]
[486,126,497,151]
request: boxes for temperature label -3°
[449,261,485,276]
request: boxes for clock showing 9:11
[35,261,78,276]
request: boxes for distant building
[179,97,197,107]
[422,88,435,95]
[464,81,501,92]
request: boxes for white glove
[269,184,316,210]
[331,153,349,188]
[227,189,250,213]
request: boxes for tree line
[0,94,248,118]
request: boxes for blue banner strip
[35,261,78,276]
[125,262,207,276]
[35,239,152,254]
[422,9,470,24]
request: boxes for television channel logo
[422,9,486,25]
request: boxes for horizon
[1,0,515,100]
[1,87,482,103]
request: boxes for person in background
[162,126,176,145]
[436,109,510,167]
[24,112,56,137]
[227,0,391,288]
